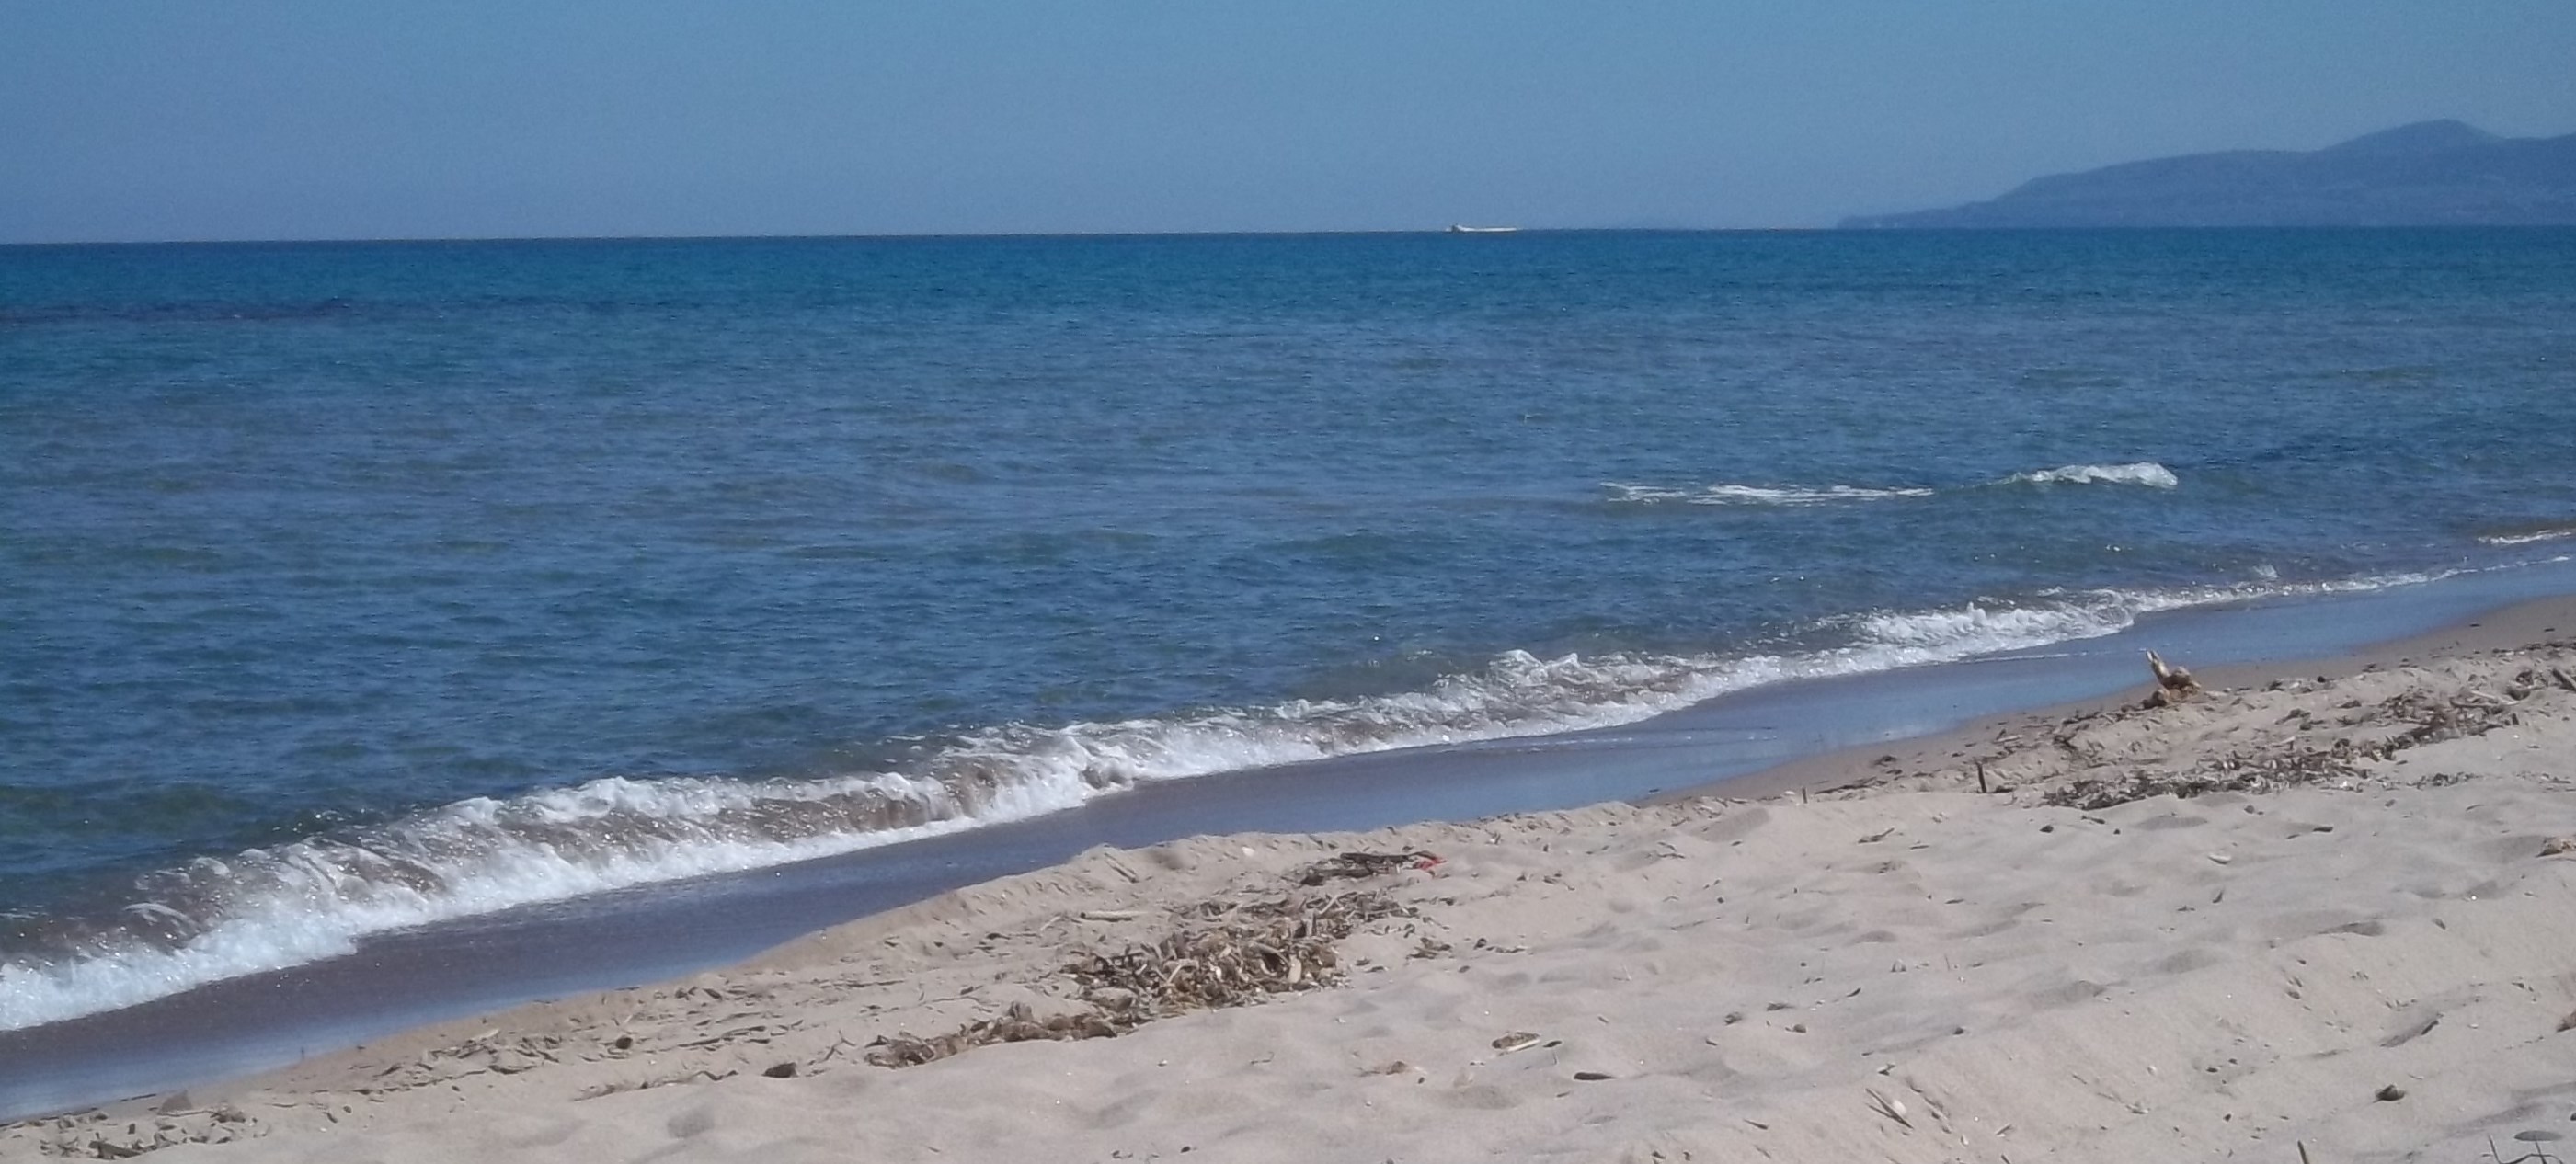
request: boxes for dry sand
[10,601,2576,1163]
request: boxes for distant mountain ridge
[1841,120,2576,228]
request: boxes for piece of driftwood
[2144,650,2203,707]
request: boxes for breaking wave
[1605,462,2178,507]
[2479,525,2576,547]
[1602,483,1936,507]
[0,565,2447,1031]
[2001,462,2180,488]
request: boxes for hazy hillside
[1842,120,2576,228]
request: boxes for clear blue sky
[6,1,2573,243]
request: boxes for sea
[4,228,2574,1048]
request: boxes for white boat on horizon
[1446,224,1519,234]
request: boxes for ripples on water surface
[3,229,2573,1024]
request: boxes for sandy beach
[9,599,2575,1163]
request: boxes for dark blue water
[5,229,2573,1028]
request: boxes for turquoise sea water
[4,229,2573,1028]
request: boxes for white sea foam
[0,774,1027,1032]
[2002,462,2180,488]
[1602,483,1935,506]
[1604,462,2178,508]
[0,564,2458,1032]
[2479,526,2576,547]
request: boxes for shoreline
[1693,590,2576,803]
[6,571,2575,1139]
[11,584,2570,1159]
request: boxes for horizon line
[14,223,2573,248]
[0,225,1816,248]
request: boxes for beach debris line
[862,1003,1123,1067]
[864,862,1430,1069]
[1295,850,1442,884]
[2041,745,2369,810]
[2039,663,2559,809]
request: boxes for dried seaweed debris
[1071,888,1412,1018]
[866,886,1417,1069]
[1295,850,1441,884]
[864,1004,1123,1067]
